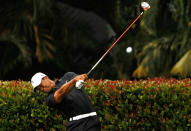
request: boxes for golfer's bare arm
[54,74,87,104]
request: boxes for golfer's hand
[74,74,88,82]
[74,74,88,89]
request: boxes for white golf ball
[126,47,132,53]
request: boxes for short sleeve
[56,72,78,87]
[45,92,56,107]
[61,72,78,81]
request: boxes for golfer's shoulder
[63,72,78,79]
[59,72,77,82]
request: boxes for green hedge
[1,78,191,130]
[0,81,66,131]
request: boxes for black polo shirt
[45,72,101,131]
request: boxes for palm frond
[171,48,191,77]
[0,33,31,77]
[133,37,175,78]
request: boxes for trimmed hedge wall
[1,78,191,130]
[0,81,66,130]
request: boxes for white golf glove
[75,80,84,89]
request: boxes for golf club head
[141,2,150,11]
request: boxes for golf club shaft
[87,12,144,76]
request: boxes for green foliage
[0,0,117,79]
[2,78,191,130]
[0,0,55,77]
[0,81,66,130]
[132,0,191,78]
[1,0,191,79]
[85,78,191,130]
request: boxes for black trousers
[66,116,101,131]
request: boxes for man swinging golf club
[31,2,150,130]
[31,72,101,131]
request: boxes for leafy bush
[1,78,191,130]
[0,81,66,131]
[85,78,191,130]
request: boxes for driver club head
[141,2,150,11]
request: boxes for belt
[69,112,97,121]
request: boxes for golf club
[76,2,150,88]
[87,2,150,76]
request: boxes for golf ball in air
[126,47,132,53]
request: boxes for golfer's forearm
[54,79,76,103]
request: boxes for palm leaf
[0,33,31,77]
[132,56,149,78]
[133,37,174,78]
[170,48,191,77]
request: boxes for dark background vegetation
[0,0,191,80]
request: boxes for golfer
[31,72,101,131]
